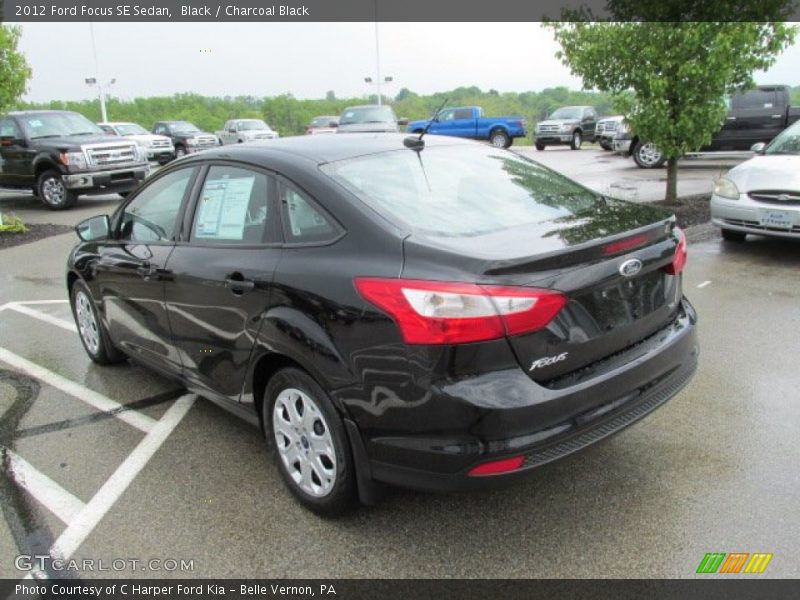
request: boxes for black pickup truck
[0,110,149,209]
[614,85,800,168]
[152,121,220,158]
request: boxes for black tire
[37,170,77,210]
[632,141,667,168]
[489,129,511,149]
[265,367,357,516]
[570,130,582,150]
[175,145,187,158]
[70,279,125,365]
[600,141,612,151]
[118,191,131,198]
[535,143,546,151]
[157,158,172,166]
[721,229,747,242]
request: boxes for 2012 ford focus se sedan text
[67,134,698,515]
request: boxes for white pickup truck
[216,119,279,145]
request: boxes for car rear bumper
[711,193,800,238]
[361,297,699,492]
[63,164,149,192]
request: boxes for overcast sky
[17,22,800,102]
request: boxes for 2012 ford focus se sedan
[67,134,698,515]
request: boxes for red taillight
[468,456,526,476]
[354,278,566,345]
[663,227,687,275]
[602,233,649,256]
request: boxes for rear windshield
[339,106,396,125]
[322,145,602,236]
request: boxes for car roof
[176,132,476,165]
[8,110,80,116]
[342,105,392,110]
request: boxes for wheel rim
[75,291,100,355]
[574,132,582,148]
[272,388,337,498]
[491,133,505,147]
[41,177,66,206]
[637,143,662,166]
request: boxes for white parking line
[0,347,156,433]
[47,394,196,564]
[697,280,712,288]
[14,300,70,305]
[2,447,86,523]
[5,303,77,333]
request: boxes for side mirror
[750,142,766,154]
[398,118,409,126]
[0,135,24,147]
[76,215,111,242]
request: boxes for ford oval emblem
[619,258,643,277]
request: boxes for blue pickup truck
[406,106,527,148]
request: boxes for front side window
[191,166,275,244]
[323,146,603,237]
[0,118,21,138]
[119,168,195,242]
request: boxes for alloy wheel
[42,177,66,206]
[637,142,663,167]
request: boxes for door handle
[771,115,783,119]
[225,273,256,294]
[136,262,159,280]
[726,117,737,121]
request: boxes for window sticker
[195,176,255,240]
[26,119,43,128]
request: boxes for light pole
[85,77,116,123]
[86,23,115,122]
[364,76,393,105]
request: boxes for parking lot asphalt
[1,220,799,578]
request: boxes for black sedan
[67,134,698,515]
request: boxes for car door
[734,88,783,148]
[93,166,198,374]
[163,163,282,402]
[0,117,34,187]
[582,108,597,139]
[430,109,456,136]
[450,108,476,138]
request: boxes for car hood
[537,119,579,127]
[337,122,399,133]
[726,155,800,192]
[125,134,172,143]
[31,134,131,151]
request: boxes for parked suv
[535,106,598,150]
[152,121,219,157]
[0,110,149,210]
[337,105,407,134]
[614,85,800,168]
[596,116,624,151]
[216,119,278,145]
[99,121,175,165]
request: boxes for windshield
[237,120,270,131]
[765,120,800,155]
[20,113,103,138]
[549,107,582,120]
[322,145,602,236]
[116,123,149,135]
[169,122,201,133]
[311,117,337,127]
[339,106,396,125]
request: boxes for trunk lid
[401,200,682,383]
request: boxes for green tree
[0,25,32,115]
[547,14,796,202]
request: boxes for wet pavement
[0,157,799,578]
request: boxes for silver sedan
[711,120,800,241]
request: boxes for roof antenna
[403,97,449,150]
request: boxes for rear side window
[322,145,602,237]
[454,108,473,120]
[280,184,342,244]
[191,166,276,245]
